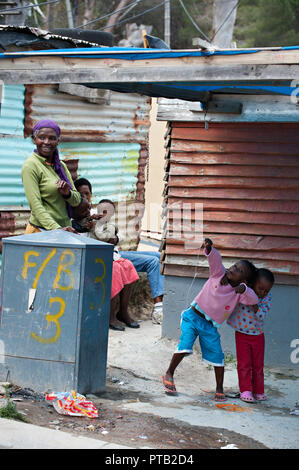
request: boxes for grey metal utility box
[0,229,113,394]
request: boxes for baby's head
[71,197,91,221]
[252,268,274,299]
[97,199,115,221]
[227,259,257,287]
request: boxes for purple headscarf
[33,119,73,217]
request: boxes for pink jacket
[194,247,258,325]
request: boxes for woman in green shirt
[22,120,81,233]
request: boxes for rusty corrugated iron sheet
[162,122,299,283]
[24,85,151,143]
[0,210,29,251]
[0,82,151,252]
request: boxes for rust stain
[24,85,34,138]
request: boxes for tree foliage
[26,0,299,48]
[234,0,299,47]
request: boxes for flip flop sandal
[225,391,240,398]
[240,391,255,403]
[161,376,177,395]
[214,392,227,402]
[254,394,266,401]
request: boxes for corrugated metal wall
[0,85,29,261]
[0,84,151,254]
[162,121,299,285]
[24,85,151,143]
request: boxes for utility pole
[213,0,239,48]
[164,0,171,48]
[65,0,74,28]
[0,0,30,26]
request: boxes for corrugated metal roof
[24,85,151,143]
[162,121,299,284]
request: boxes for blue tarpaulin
[2,45,299,60]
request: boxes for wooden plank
[3,47,299,64]
[157,94,299,123]
[165,254,299,275]
[168,187,299,200]
[165,233,299,251]
[168,175,299,189]
[171,122,299,130]
[168,210,299,225]
[171,126,299,143]
[167,221,299,237]
[171,139,299,155]
[0,55,298,85]
[169,152,299,167]
[169,164,299,178]
[163,264,299,285]
[204,100,243,114]
[166,245,299,262]
[167,197,299,213]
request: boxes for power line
[118,0,143,21]
[177,0,211,43]
[97,1,166,32]
[211,0,240,42]
[0,0,60,14]
[75,0,144,30]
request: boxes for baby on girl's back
[227,267,274,403]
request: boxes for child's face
[253,277,273,299]
[77,184,92,203]
[227,261,249,286]
[97,202,115,220]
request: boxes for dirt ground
[9,383,267,450]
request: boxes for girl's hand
[57,180,71,198]
[203,238,213,254]
[61,226,77,233]
[235,284,246,294]
[90,213,102,220]
[85,218,95,230]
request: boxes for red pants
[235,331,265,394]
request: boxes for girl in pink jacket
[162,238,258,402]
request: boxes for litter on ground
[45,390,98,418]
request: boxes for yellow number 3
[31,297,65,344]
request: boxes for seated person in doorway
[71,197,140,332]
[74,177,165,325]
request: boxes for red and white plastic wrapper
[45,390,98,418]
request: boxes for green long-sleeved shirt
[21,152,81,230]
